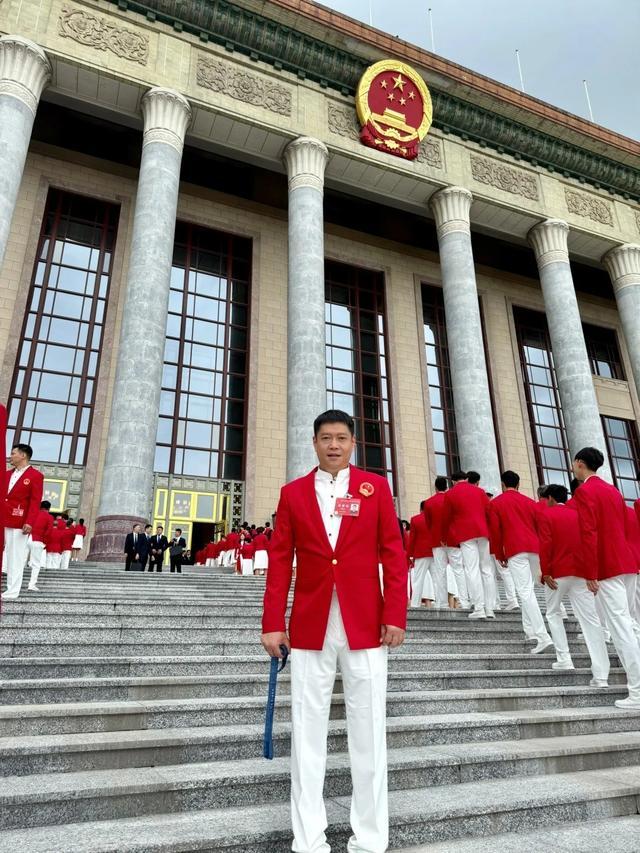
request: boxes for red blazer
[262,465,408,650]
[61,525,76,551]
[3,466,44,529]
[625,505,640,572]
[74,524,87,537]
[241,541,256,559]
[538,504,582,579]
[47,521,66,554]
[442,482,489,545]
[407,512,433,559]
[488,490,539,561]
[572,475,636,581]
[253,533,269,552]
[31,509,54,545]
[423,491,453,548]
[226,532,240,549]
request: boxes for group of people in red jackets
[405,446,640,711]
[195,523,273,576]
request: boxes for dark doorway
[191,522,219,558]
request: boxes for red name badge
[335,497,361,517]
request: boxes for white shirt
[8,464,30,493]
[314,466,350,549]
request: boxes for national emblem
[356,59,432,160]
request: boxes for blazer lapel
[334,465,363,554]
[302,468,333,554]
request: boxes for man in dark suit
[138,524,153,571]
[149,524,169,572]
[124,523,143,571]
[169,528,186,573]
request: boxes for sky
[318,0,640,141]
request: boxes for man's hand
[134,553,139,561]
[261,631,291,657]
[542,575,558,590]
[380,625,405,647]
[586,579,599,595]
[22,524,32,535]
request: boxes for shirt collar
[315,466,350,484]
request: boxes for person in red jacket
[46,518,66,569]
[572,446,640,710]
[539,484,610,683]
[60,518,76,570]
[442,470,495,619]
[489,470,554,654]
[625,504,640,638]
[424,477,469,609]
[2,443,44,601]
[71,518,87,562]
[240,537,255,575]
[408,504,443,608]
[261,409,407,853]
[253,527,269,576]
[26,500,54,592]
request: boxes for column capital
[429,186,473,238]
[283,136,329,193]
[602,243,640,293]
[528,218,570,268]
[0,35,51,114]
[141,87,191,153]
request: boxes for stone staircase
[1,564,639,851]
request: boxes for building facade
[1,0,639,560]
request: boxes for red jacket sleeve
[261,488,294,634]
[441,493,452,546]
[488,503,505,563]
[573,487,599,581]
[407,525,417,561]
[378,480,408,629]
[26,470,44,528]
[538,510,553,577]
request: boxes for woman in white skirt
[252,527,269,576]
[241,539,255,576]
[446,564,460,609]
[72,518,86,562]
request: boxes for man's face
[9,447,27,469]
[145,526,152,534]
[156,527,163,535]
[133,524,141,533]
[313,422,356,472]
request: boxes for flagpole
[583,79,594,122]
[428,7,435,52]
[515,49,525,92]
[369,0,373,26]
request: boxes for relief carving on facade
[565,188,614,227]
[470,154,539,201]
[635,211,640,236]
[58,6,149,65]
[196,55,292,116]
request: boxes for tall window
[421,284,460,478]
[6,189,119,464]
[325,260,396,492]
[602,416,640,504]
[154,222,251,481]
[583,323,625,380]
[513,307,571,486]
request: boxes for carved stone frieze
[196,55,292,116]
[635,211,640,236]
[58,5,149,65]
[470,154,539,201]
[565,188,613,227]
[416,137,443,169]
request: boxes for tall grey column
[603,244,640,399]
[0,36,51,270]
[90,88,191,560]
[283,136,329,481]
[429,186,500,494]
[529,219,611,480]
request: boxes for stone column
[283,136,329,481]
[603,244,640,399]
[429,186,501,494]
[528,219,611,480]
[89,88,191,560]
[0,36,51,270]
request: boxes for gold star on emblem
[400,97,406,106]
[380,79,388,89]
[387,92,395,101]
[392,74,406,91]
[408,90,416,100]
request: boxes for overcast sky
[319,0,640,141]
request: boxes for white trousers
[291,592,388,853]
[545,576,610,680]
[241,558,254,576]
[494,558,518,608]
[508,552,551,643]
[429,548,450,608]
[623,574,640,639]
[61,550,71,570]
[28,539,46,589]
[460,538,495,612]
[411,557,431,607]
[3,527,29,597]
[598,575,640,702]
[47,552,61,570]
[447,547,469,606]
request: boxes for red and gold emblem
[356,59,432,160]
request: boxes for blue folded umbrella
[263,644,289,760]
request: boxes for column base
[87,514,147,562]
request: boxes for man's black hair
[574,447,604,471]
[451,470,467,482]
[419,500,425,511]
[12,443,33,459]
[40,500,51,510]
[175,528,182,534]
[570,478,581,496]
[467,470,481,485]
[501,470,520,489]
[145,524,152,530]
[434,476,448,492]
[313,409,355,436]
[546,484,569,504]
[78,517,84,525]
[157,524,164,530]
[537,485,549,499]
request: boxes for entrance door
[192,522,219,560]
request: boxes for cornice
[104,0,640,201]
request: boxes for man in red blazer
[488,470,553,654]
[572,447,640,710]
[442,471,495,619]
[26,499,54,592]
[408,503,443,608]
[262,409,407,853]
[2,443,44,600]
[423,476,469,610]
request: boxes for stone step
[0,650,618,679]
[2,709,639,776]
[0,765,637,851]
[2,733,640,830]
[0,686,632,737]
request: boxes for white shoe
[531,638,554,655]
[505,601,520,611]
[485,610,495,618]
[552,659,574,670]
[27,586,40,592]
[1,593,19,600]
[590,678,609,688]
[458,600,471,610]
[615,697,640,710]
[577,633,585,642]
[604,632,613,644]
[468,609,487,620]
